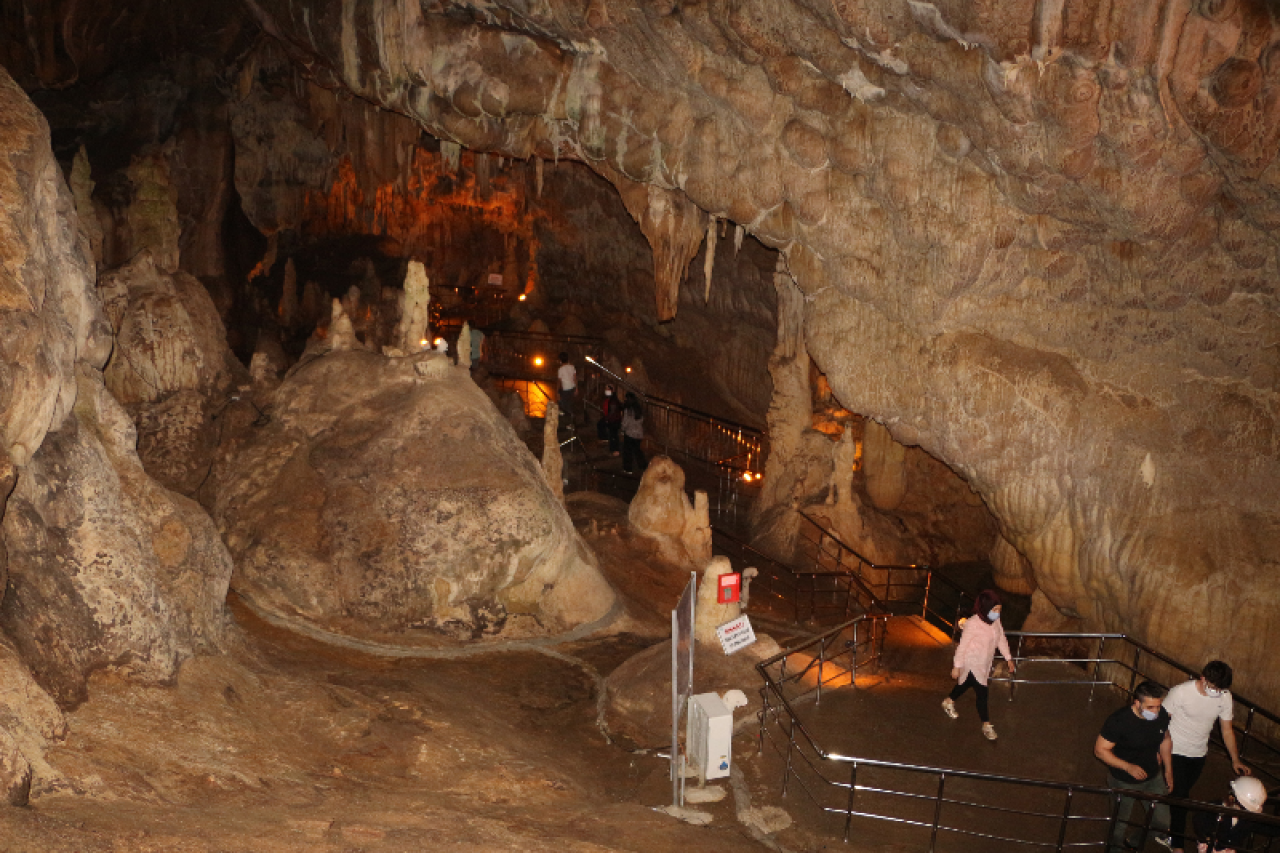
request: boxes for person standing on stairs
[598,384,623,455]
[1158,660,1251,853]
[557,352,577,428]
[942,588,1016,741]
[620,392,647,475]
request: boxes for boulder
[214,349,616,644]
[1,371,234,708]
[97,250,241,496]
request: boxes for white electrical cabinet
[688,692,733,780]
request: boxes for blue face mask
[988,610,1000,622]
[1141,709,1159,721]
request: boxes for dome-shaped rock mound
[215,350,616,645]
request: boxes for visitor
[941,588,1015,741]
[1095,680,1173,853]
[557,352,577,426]
[621,392,646,475]
[1160,661,1250,852]
[1192,777,1278,853]
[597,384,622,455]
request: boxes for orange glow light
[533,356,544,367]
[420,338,429,347]
[625,366,632,373]
[518,294,527,301]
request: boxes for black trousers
[949,673,990,723]
[622,435,646,473]
[1169,753,1205,848]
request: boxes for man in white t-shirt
[557,352,577,426]
[1157,660,1250,852]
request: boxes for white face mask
[605,391,612,396]
[988,610,1000,622]
[1205,685,1223,698]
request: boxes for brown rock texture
[214,349,616,644]
[97,250,241,497]
[241,0,1280,706]
[1,372,234,708]
[627,456,711,568]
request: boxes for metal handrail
[713,527,887,626]
[757,620,1280,849]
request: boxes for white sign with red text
[715,615,757,655]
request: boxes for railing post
[782,714,797,797]
[930,773,946,853]
[1089,636,1105,703]
[1240,708,1255,760]
[1055,787,1074,853]
[817,633,826,705]
[851,621,858,686]
[922,570,933,622]
[884,565,892,602]
[843,761,858,843]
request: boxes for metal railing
[757,620,1280,850]
[795,513,979,633]
[712,527,886,626]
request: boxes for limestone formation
[458,321,472,369]
[395,260,431,352]
[541,401,565,504]
[240,0,1280,709]
[991,535,1036,596]
[327,298,358,351]
[2,371,234,708]
[863,420,907,512]
[827,428,856,506]
[627,457,711,568]
[0,639,65,805]
[123,146,182,274]
[68,147,104,268]
[214,350,615,644]
[97,250,239,496]
[0,68,111,471]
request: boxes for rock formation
[394,260,431,352]
[541,401,565,504]
[214,349,616,644]
[627,457,712,568]
[97,250,241,496]
[0,69,234,712]
[238,0,1280,709]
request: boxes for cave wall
[240,0,1280,706]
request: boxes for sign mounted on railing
[716,615,757,655]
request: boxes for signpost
[670,572,696,807]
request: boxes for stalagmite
[703,217,718,304]
[69,146,104,267]
[828,428,856,506]
[535,156,544,198]
[395,260,431,352]
[458,321,472,368]
[694,556,741,644]
[327,298,358,351]
[541,402,565,504]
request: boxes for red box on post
[717,572,741,604]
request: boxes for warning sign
[715,615,757,655]
[717,573,741,604]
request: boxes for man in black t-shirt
[1095,681,1174,852]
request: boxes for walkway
[750,617,1257,852]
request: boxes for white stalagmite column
[396,260,431,352]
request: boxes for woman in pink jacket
[942,589,1016,740]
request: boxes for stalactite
[734,224,745,255]
[476,151,491,199]
[703,216,718,304]
[535,156,544,198]
[441,140,461,173]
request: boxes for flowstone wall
[244,0,1280,705]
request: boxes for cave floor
[747,616,1246,853]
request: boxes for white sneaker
[942,698,958,719]
[982,723,998,740]
[1152,835,1174,851]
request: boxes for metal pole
[670,607,678,807]
[922,570,933,622]
[782,714,797,797]
[930,774,947,853]
[1055,787,1074,853]
[817,633,826,705]
[843,762,858,843]
[1240,708,1255,760]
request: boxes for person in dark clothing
[1096,681,1174,852]
[597,384,622,455]
[620,392,646,474]
[1192,777,1279,852]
